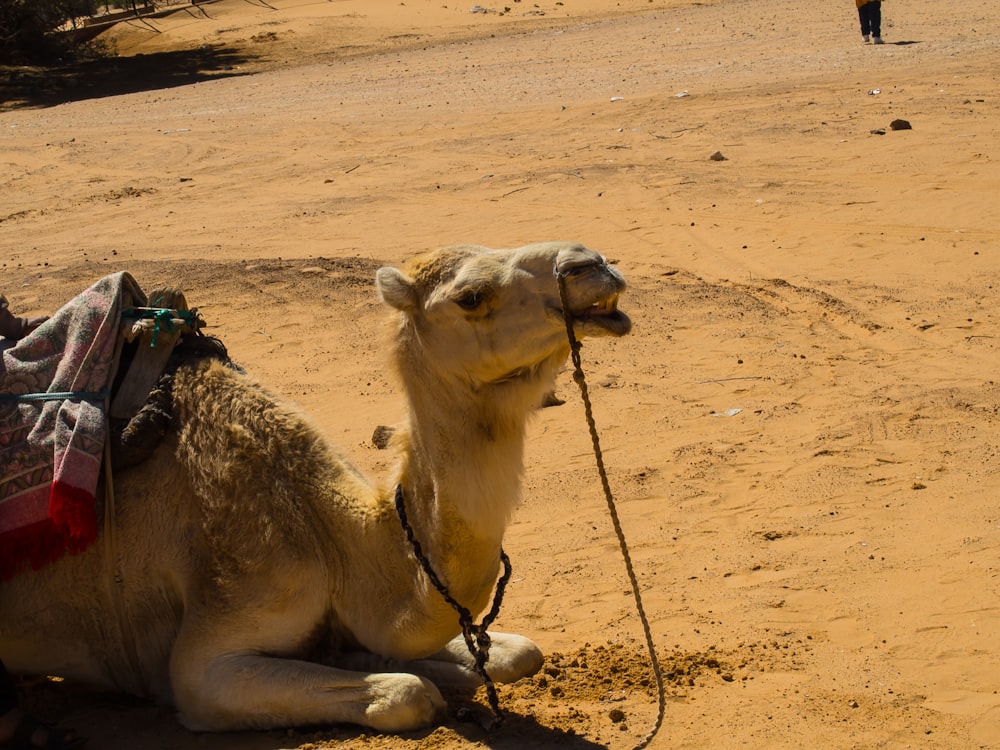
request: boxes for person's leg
[870,1,883,41]
[0,661,17,716]
[0,660,86,749]
[858,6,871,40]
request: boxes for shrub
[0,0,101,64]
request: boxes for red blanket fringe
[0,481,98,581]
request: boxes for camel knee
[484,632,543,683]
[431,631,542,684]
[171,667,239,732]
[169,651,285,731]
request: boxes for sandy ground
[2,0,1000,747]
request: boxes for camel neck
[400,385,527,546]
[383,364,533,617]
[341,341,553,656]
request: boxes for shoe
[862,34,870,43]
[0,710,87,750]
[873,36,885,44]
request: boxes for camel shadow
[23,680,610,750]
[0,45,255,110]
[293,710,610,750]
[310,707,610,750]
[444,709,609,749]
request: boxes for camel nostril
[555,260,604,279]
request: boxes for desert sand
[1,0,999,747]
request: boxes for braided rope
[394,484,511,729]
[557,271,666,750]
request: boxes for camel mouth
[552,253,631,337]
[570,293,631,336]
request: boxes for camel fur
[0,241,631,733]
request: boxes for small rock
[710,150,727,161]
[889,118,912,130]
[870,128,886,135]
[372,425,395,449]
[609,708,626,723]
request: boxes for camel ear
[376,267,419,312]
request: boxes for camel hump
[148,287,188,311]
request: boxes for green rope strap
[1,305,199,404]
[123,306,203,348]
[0,389,110,403]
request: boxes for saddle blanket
[0,272,145,580]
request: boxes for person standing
[856,0,884,44]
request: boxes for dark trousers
[0,659,16,714]
[858,1,882,38]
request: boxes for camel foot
[362,673,446,731]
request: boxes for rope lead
[557,271,666,750]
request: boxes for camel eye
[455,290,487,311]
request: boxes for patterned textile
[0,272,146,580]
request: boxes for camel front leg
[339,632,543,690]
[171,650,446,732]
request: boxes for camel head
[376,242,630,400]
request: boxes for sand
[2,0,999,747]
